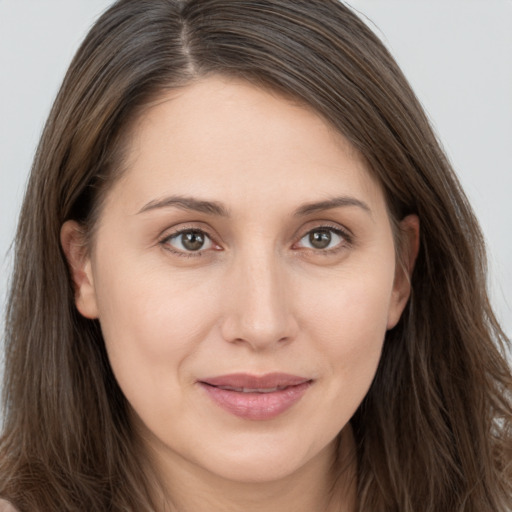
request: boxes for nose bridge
[221,243,296,349]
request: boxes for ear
[387,214,420,329]
[60,220,99,319]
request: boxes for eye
[296,227,347,251]
[162,229,215,254]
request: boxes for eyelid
[158,224,222,257]
[292,223,353,253]
[156,221,353,258]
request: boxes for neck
[143,426,357,512]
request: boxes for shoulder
[0,499,19,512]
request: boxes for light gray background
[1,0,511,353]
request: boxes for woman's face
[64,76,416,485]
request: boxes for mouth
[198,373,313,421]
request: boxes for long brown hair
[1,1,511,510]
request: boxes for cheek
[299,259,394,396]
[91,250,221,406]
[302,262,393,341]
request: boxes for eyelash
[295,224,352,255]
[159,227,219,258]
[158,224,352,258]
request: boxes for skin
[62,75,419,512]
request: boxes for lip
[198,373,313,421]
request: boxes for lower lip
[199,381,312,421]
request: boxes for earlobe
[60,220,99,319]
[387,214,420,329]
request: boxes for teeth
[216,385,285,393]
[243,387,279,393]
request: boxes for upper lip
[199,373,312,392]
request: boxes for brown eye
[165,230,213,253]
[297,227,346,251]
[309,229,332,249]
[181,231,206,251]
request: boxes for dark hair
[1,1,511,510]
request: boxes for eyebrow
[137,194,371,217]
[137,195,229,216]
[293,196,372,217]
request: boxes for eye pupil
[309,230,331,249]
[182,231,205,251]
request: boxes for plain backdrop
[1,1,511,358]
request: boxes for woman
[1,0,511,511]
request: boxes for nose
[220,248,298,351]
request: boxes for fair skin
[62,76,419,512]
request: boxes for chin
[207,455,307,484]
[193,433,337,485]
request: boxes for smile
[198,373,313,421]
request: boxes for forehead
[107,75,386,217]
